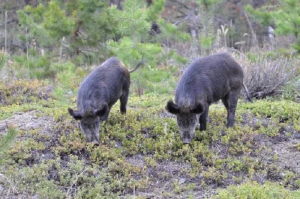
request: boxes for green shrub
[14,53,53,79]
[0,51,8,70]
[0,127,18,165]
[213,181,300,199]
[130,66,178,95]
[282,77,300,102]
[53,62,83,101]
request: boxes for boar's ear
[191,103,204,114]
[68,108,82,120]
[94,103,108,117]
[166,100,180,114]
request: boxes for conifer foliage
[246,0,300,52]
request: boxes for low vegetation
[0,76,300,198]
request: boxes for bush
[130,66,178,95]
[14,53,53,79]
[0,79,53,106]
[282,77,300,102]
[233,53,300,99]
[0,127,18,165]
[53,62,84,101]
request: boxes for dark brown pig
[68,57,142,144]
[166,53,249,144]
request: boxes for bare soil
[0,111,53,136]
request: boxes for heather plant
[232,52,299,99]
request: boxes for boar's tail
[243,82,252,102]
[129,59,145,73]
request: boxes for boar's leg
[221,94,229,111]
[120,93,129,114]
[120,83,129,114]
[199,104,209,131]
[222,90,240,127]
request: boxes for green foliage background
[246,0,300,52]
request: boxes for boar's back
[77,57,130,111]
[175,53,244,106]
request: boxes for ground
[0,80,300,198]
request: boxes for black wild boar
[166,53,249,144]
[68,57,142,144]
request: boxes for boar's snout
[80,118,100,144]
[181,131,193,144]
[87,134,100,145]
[182,138,192,144]
[176,113,198,144]
[183,140,191,144]
[83,130,100,145]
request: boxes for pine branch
[0,127,18,163]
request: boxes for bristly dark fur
[175,53,244,108]
[166,53,246,143]
[68,57,132,143]
[76,57,130,119]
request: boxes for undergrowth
[214,181,300,199]
[0,79,300,198]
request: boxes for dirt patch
[0,111,53,136]
[270,138,300,174]
[126,155,218,198]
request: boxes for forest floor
[1,79,300,198]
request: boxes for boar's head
[166,100,203,144]
[68,103,108,145]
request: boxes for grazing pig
[166,53,250,144]
[68,57,142,144]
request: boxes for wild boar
[68,57,143,144]
[166,53,250,144]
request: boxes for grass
[1,78,300,198]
